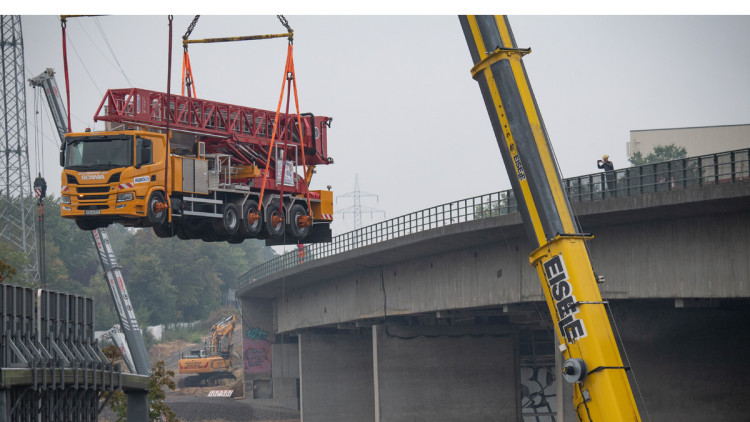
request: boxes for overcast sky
[19,14,750,237]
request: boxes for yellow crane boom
[460,15,641,421]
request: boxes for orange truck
[60,88,334,245]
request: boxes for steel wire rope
[24,66,91,135]
[33,89,42,177]
[603,300,652,422]
[73,19,122,78]
[25,90,62,149]
[93,17,133,87]
[64,31,103,97]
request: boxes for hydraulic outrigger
[460,16,641,421]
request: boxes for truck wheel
[152,222,174,238]
[175,221,190,240]
[239,199,262,238]
[286,203,311,240]
[147,191,167,226]
[212,203,240,236]
[263,200,285,238]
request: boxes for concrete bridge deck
[236,149,750,421]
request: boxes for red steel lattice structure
[92,88,331,169]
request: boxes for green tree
[0,258,17,283]
[628,144,687,166]
[42,197,99,289]
[119,230,179,325]
[0,240,26,284]
[106,360,177,422]
[34,194,277,328]
[85,272,120,330]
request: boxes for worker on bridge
[597,154,616,196]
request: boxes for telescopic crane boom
[460,15,641,421]
[30,68,151,376]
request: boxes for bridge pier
[373,324,519,422]
[295,324,521,422]
[299,331,374,421]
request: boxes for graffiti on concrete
[521,364,557,421]
[243,338,272,375]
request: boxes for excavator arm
[460,15,641,421]
[210,315,236,356]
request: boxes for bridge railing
[241,148,749,283]
[565,149,750,202]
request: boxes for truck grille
[78,205,109,210]
[78,195,109,200]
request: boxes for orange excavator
[178,315,237,387]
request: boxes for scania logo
[80,173,105,180]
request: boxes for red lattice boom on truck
[93,88,331,167]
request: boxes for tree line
[0,196,276,330]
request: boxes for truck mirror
[59,149,65,167]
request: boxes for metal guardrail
[241,148,750,283]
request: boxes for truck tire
[152,222,174,238]
[212,203,240,236]
[263,200,285,238]
[178,218,203,240]
[147,191,167,226]
[286,203,311,240]
[238,199,262,238]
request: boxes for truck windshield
[65,135,133,170]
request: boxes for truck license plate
[84,210,101,215]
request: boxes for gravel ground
[98,395,299,422]
[164,395,299,422]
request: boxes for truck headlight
[61,196,71,204]
[117,192,134,202]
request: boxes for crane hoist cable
[59,15,104,132]
[163,15,174,222]
[60,17,72,133]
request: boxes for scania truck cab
[61,130,167,231]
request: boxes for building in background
[627,124,750,159]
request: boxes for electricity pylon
[336,174,385,229]
[0,15,39,285]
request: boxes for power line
[93,17,134,87]
[65,31,103,96]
